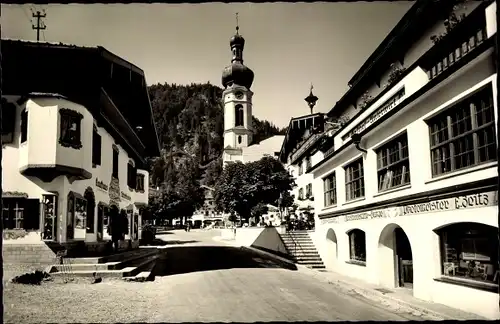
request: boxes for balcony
[290,133,323,165]
[421,4,489,81]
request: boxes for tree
[214,156,296,223]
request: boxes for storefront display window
[42,194,58,240]
[439,222,499,285]
[348,229,366,263]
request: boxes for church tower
[221,14,254,164]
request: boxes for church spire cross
[236,12,240,34]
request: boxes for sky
[1,2,414,128]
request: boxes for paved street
[147,229,424,321]
[4,229,427,323]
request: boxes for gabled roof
[279,113,324,162]
[327,0,457,118]
[2,38,161,159]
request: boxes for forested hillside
[146,82,286,219]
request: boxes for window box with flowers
[358,91,374,110]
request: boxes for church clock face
[235,91,244,100]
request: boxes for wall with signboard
[311,190,498,319]
[313,66,496,221]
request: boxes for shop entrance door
[395,228,413,288]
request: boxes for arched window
[348,229,366,263]
[235,104,244,127]
[238,136,242,144]
[436,222,498,285]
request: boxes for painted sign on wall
[320,191,498,225]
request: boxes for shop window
[298,188,304,200]
[2,198,40,230]
[235,104,244,127]
[345,158,365,201]
[112,145,119,179]
[59,108,83,149]
[348,229,366,263]
[136,174,145,192]
[323,172,337,207]
[428,85,497,177]
[437,222,499,286]
[20,108,28,144]
[92,127,102,167]
[376,133,411,191]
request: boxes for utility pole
[32,10,46,42]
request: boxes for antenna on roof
[32,9,47,42]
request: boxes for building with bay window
[1,39,160,253]
[307,0,498,319]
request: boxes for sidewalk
[235,243,487,321]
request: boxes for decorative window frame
[59,108,83,149]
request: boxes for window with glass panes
[323,172,337,207]
[428,85,497,177]
[376,133,411,191]
[299,188,304,200]
[345,159,365,201]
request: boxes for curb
[240,245,482,321]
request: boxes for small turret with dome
[221,13,254,89]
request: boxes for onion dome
[221,14,254,89]
[222,62,254,89]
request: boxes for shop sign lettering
[344,207,402,222]
[403,191,497,216]
[121,191,131,201]
[320,191,497,224]
[95,178,108,191]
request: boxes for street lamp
[304,83,319,115]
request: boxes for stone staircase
[47,248,159,281]
[280,231,325,269]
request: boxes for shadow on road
[141,239,200,246]
[152,245,297,277]
[155,231,174,235]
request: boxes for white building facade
[2,40,160,250]
[308,1,499,319]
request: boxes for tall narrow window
[112,145,119,179]
[298,161,303,176]
[323,172,337,207]
[136,174,145,192]
[235,104,244,127]
[428,85,497,177]
[127,161,137,189]
[376,133,411,191]
[20,108,28,144]
[299,188,304,200]
[305,156,312,170]
[306,183,313,199]
[59,108,83,149]
[1,99,16,144]
[92,127,102,167]
[345,158,365,201]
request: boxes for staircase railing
[285,228,305,257]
